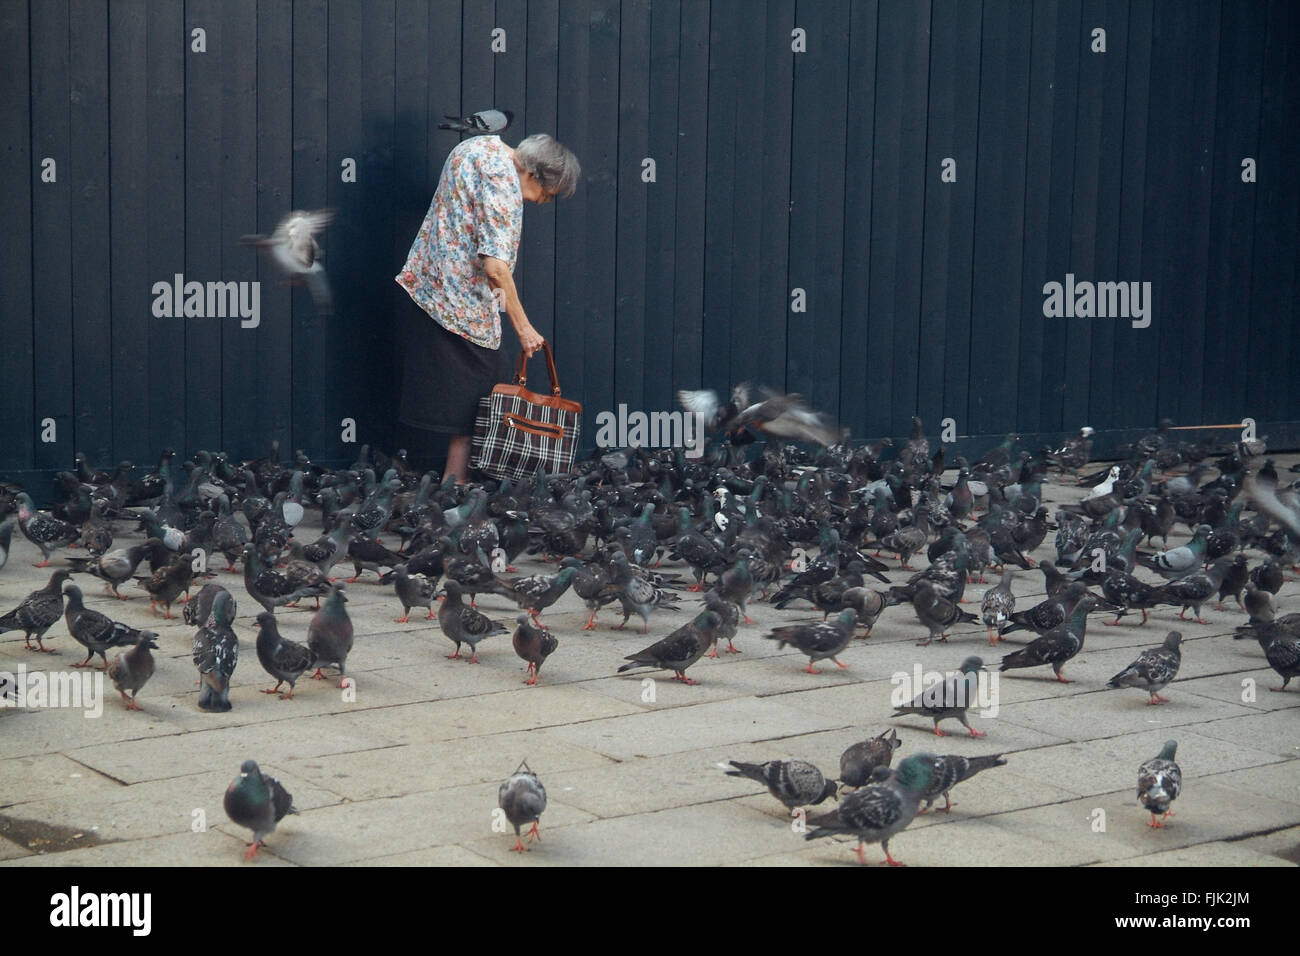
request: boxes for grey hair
[514,133,581,199]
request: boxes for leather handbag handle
[513,340,563,396]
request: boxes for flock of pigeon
[0,405,1296,863]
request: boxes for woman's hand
[517,323,545,358]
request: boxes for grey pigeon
[764,609,857,673]
[911,583,978,647]
[1245,620,1300,691]
[1137,740,1181,828]
[107,630,159,711]
[0,569,71,652]
[840,586,887,635]
[499,760,546,852]
[440,108,514,135]
[65,541,154,599]
[726,759,838,810]
[392,564,437,622]
[15,492,80,566]
[1147,555,1233,624]
[63,583,141,670]
[980,571,1017,646]
[891,655,987,737]
[255,611,313,699]
[839,729,901,788]
[224,759,298,860]
[804,753,935,865]
[701,588,741,656]
[917,752,1008,813]
[307,584,354,684]
[438,579,508,662]
[512,613,558,685]
[1106,631,1183,704]
[193,589,239,711]
[1138,525,1211,580]
[999,596,1098,683]
[617,609,721,685]
[241,209,335,312]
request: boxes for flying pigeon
[241,209,335,312]
[1106,631,1183,704]
[1137,740,1181,828]
[107,630,159,711]
[804,753,935,866]
[224,759,298,860]
[725,759,838,810]
[499,760,546,853]
[439,108,514,135]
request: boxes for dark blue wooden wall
[2,0,1298,485]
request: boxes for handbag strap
[513,340,563,396]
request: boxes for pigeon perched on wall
[241,209,335,312]
[224,760,298,860]
[1137,740,1181,828]
[725,759,838,810]
[499,760,546,853]
[1107,631,1183,704]
[804,753,935,866]
[107,630,159,711]
[439,108,514,135]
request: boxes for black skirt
[399,315,516,436]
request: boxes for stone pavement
[1,457,1297,867]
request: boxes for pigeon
[391,565,437,623]
[63,583,142,670]
[617,609,721,685]
[438,579,508,662]
[65,541,155,599]
[224,760,298,860]
[134,556,199,618]
[1242,583,1276,625]
[1147,555,1233,625]
[677,384,848,446]
[910,583,979,647]
[763,609,857,673]
[107,630,159,711]
[243,542,326,614]
[439,108,514,135]
[599,551,682,633]
[980,571,1017,646]
[193,589,239,711]
[498,760,546,852]
[891,656,987,737]
[1137,525,1211,581]
[488,566,577,623]
[255,611,314,699]
[307,584,354,685]
[0,569,71,652]
[725,759,838,810]
[840,586,887,635]
[999,596,1098,683]
[804,753,935,866]
[1107,631,1183,704]
[917,752,1008,813]
[838,729,901,788]
[701,588,742,656]
[15,492,80,566]
[241,209,335,312]
[512,614,558,685]
[1245,620,1300,691]
[1137,740,1181,828]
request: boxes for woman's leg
[445,435,471,483]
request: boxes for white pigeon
[1082,465,1121,501]
[241,209,335,312]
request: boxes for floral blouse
[396,135,523,349]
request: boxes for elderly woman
[396,133,580,481]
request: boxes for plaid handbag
[471,341,582,482]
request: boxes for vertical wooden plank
[671,0,708,391]
[1201,1,1265,424]
[184,0,224,453]
[1147,1,1220,427]
[582,0,620,434]
[839,0,877,436]
[1036,0,1080,435]
[30,0,73,475]
[1246,0,1300,422]
[427,0,463,191]
[462,0,496,117]
[109,5,151,469]
[615,0,650,411]
[249,0,294,461]
[554,0,591,422]
[1110,0,1152,431]
[753,0,795,398]
[920,0,980,436]
[147,0,187,458]
[969,0,1031,437]
[790,0,851,420]
[521,0,558,346]
[1018,0,1061,436]
[291,0,331,458]
[703,0,739,397]
[218,0,260,462]
[0,0,35,473]
[69,1,113,466]
[642,0,680,414]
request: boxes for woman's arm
[481,255,543,357]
